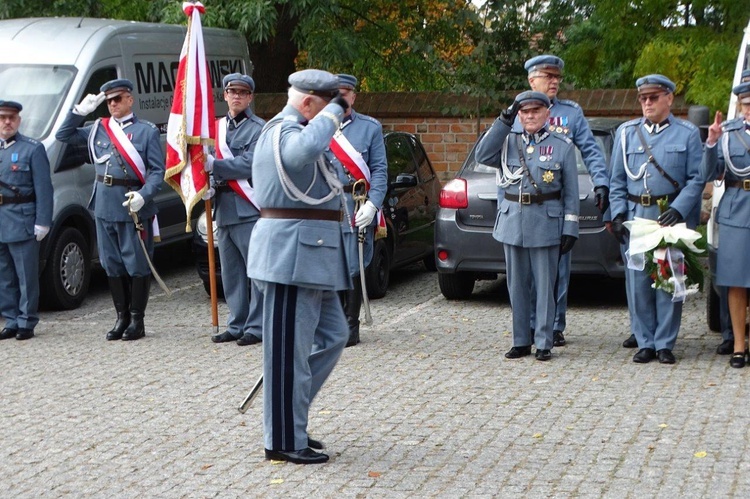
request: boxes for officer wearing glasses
[56,78,164,342]
[609,74,704,364]
[204,73,265,347]
[521,55,609,349]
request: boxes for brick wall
[254,90,692,183]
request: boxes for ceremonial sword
[238,374,263,414]
[351,179,373,325]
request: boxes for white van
[706,18,750,329]
[0,17,252,309]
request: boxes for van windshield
[0,64,76,140]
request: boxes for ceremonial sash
[100,118,160,240]
[215,117,260,210]
[330,130,371,188]
[330,129,386,236]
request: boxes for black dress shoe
[657,349,676,364]
[633,348,656,363]
[553,330,566,347]
[236,333,261,346]
[15,328,34,340]
[535,349,552,361]
[716,339,734,355]
[308,437,324,450]
[730,352,746,369]
[504,346,532,359]
[622,334,638,348]
[211,331,237,343]
[264,447,329,464]
[0,328,17,340]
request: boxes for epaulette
[16,134,40,145]
[249,114,265,126]
[356,113,382,127]
[139,119,159,131]
[621,118,642,128]
[672,117,697,131]
[556,98,581,110]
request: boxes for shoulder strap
[634,125,680,190]
[515,134,542,196]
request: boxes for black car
[193,131,441,299]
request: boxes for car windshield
[469,131,609,176]
[0,64,76,140]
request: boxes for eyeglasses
[536,73,563,82]
[226,89,251,97]
[0,114,19,122]
[638,93,666,104]
[107,95,124,104]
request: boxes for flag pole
[204,196,219,330]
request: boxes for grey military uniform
[0,133,53,332]
[212,109,265,341]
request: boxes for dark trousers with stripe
[256,280,348,451]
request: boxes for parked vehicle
[435,118,625,300]
[705,16,750,331]
[0,17,252,309]
[193,131,441,298]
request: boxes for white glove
[202,187,215,200]
[122,191,145,213]
[73,92,106,116]
[355,200,378,228]
[204,154,215,173]
[34,225,50,242]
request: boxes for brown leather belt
[726,179,750,191]
[627,192,678,206]
[0,193,35,205]
[215,184,233,193]
[342,184,354,193]
[96,174,142,187]
[504,190,561,205]
[260,208,342,221]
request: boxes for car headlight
[196,210,219,247]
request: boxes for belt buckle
[743,179,750,191]
[640,194,652,206]
[103,174,114,186]
[520,193,531,205]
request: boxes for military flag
[165,1,215,231]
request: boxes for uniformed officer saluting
[609,74,704,364]
[205,73,265,347]
[702,81,750,368]
[522,55,610,348]
[56,79,164,341]
[475,91,580,361]
[0,100,53,341]
[327,74,388,347]
[247,69,349,464]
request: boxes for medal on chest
[542,169,555,183]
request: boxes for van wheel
[438,271,475,300]
[365,239,390,299]
[707,281,721,332]
[41,227,91,310]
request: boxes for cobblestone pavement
[2,253,749,498]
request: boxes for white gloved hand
[73,92,106,116]
[355,200,378,228]
[204,154,215,173]
[34,225,50,242]
[122,191,145,213]
[202,187,215,200]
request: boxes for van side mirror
[55,143,89,173]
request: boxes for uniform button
[317,239,324,245]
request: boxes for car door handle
[477,193,497,201]
[579,193,590,201]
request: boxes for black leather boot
[122,276,150,341]
[345,277,362,347]
[106,276,130,340]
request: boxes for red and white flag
[165,1,215,231]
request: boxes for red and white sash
[101,118,160,240]
[215,117,260,210]
[330,130,387,235]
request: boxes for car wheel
[40,227,91,310]
[438,271,475,300]
[366,239,390,299]
[706,281,720,332]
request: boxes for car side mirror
[390,173,418,190]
